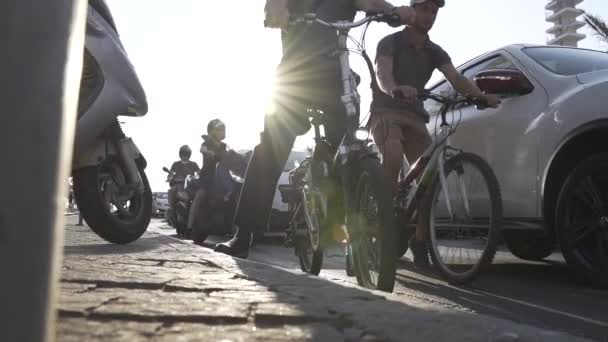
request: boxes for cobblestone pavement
[57,219,591,341]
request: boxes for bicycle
[394,91,503,284]
[276,13,401,292]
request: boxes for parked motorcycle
[71,0,151,244]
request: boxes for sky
[105,0,607,191]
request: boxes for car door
[425,53,547,220]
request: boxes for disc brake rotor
[100,162,136,217]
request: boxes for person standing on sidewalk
[214,0,416,258]
[371,0,500,268]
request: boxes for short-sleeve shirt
[373,29,452,121]
[170,161,200,180]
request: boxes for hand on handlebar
[391,85,418,103]
[391,6,416,26]
[481,94,501,108]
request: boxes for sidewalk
[57,219,590,341]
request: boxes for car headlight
[355,128,370,141]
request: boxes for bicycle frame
[295,15,386,164]
[399,115,471,222]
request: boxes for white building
[546,0,586,47]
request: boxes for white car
[238,149,310,233]
[425,44,608,286]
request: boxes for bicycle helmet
[207,119,225,134]
[179,145,192,159]
[410,0,445,7]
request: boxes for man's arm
[354,0,415,25]
[354,0,394,13]
[376,55,396,95]
[440,63,501,107]
[264,0,289,28]
[375,36,418,102]
[440,63,483,97]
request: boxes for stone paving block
[208,290,283,304]
[57,318,161,342]
[90,289,250,322]
[165,275,266,293]
[254,302,334,322]
[155,323,344,342]
[61,261,174,287]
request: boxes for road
[149,219,608,341]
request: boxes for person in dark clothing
[198,119,227,188]
[188,119,238,236]
[167,145,200,219]
[214,0,416,258]
[372,0,500,268]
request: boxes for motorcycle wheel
[73,158,152,244]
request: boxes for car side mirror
[162,167,170,173]
[474,69,534,96]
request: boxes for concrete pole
[0,1,86,341]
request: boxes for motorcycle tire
[73,160,152,244]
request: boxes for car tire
[555,153,608,287]
[503,230,555,261]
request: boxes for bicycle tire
[420,152,502,284]
[348,157,397,292]
[296,143,333,276]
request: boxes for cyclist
[371,0,500,268]
[214,0,416,258]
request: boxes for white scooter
[71,0,151,244]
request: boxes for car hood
[577,69,608,85]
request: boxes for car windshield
[284,151,309,171]
[523,47,608,76]
[156,193,168,199]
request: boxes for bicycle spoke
[429,154,498,282]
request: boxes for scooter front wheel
[73,158,152,244]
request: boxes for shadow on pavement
[394,258,608,340]
[228,255,586,341]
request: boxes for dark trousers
[234,61,348,233]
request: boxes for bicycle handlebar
[392,89,489,109]
[264,13,401,29]
[420,91,490,109]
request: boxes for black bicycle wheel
[348,157,397,292]
[297,188,324,275]
[421,152,502,284]
[296,143,334,275]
